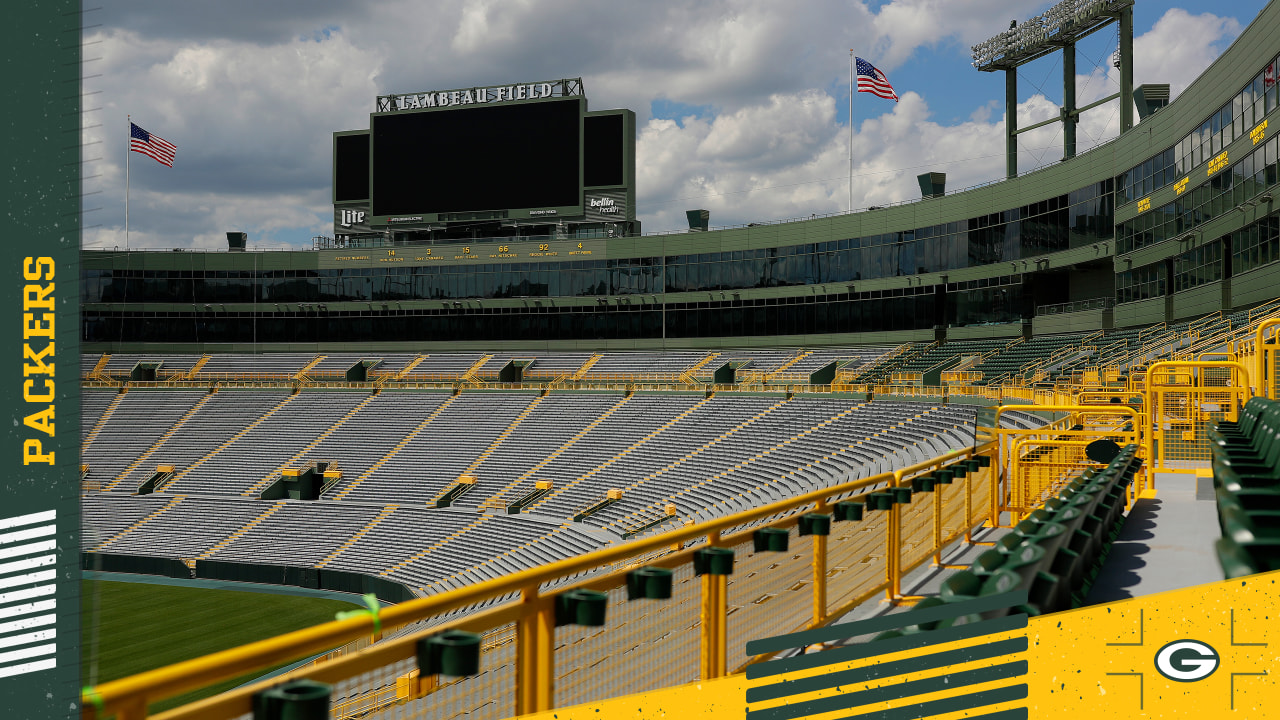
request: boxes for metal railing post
[812,501,828,627]
[699,573,726,679]
[516,587,555,715]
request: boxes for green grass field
[81,579,361,713]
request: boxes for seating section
[874,448,1141,639]
[968,334,1088,384]
[582,352,711,380]
[115,390,293,492]
[1210,397,1280,576]
[165,391,370,495]
[99,496,272,558]
[82,390,206,485]
[401,354,490,379]
[79,387,987,598]
[195,354,318,378]
[81,494,173,548]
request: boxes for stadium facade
[74,4,1280,718]
[82,4,1280,353]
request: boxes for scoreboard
[333,78,635,241]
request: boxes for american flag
[856,57,899,102]
[130,122,176,167]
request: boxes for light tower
[972,0,1135,179]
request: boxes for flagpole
[125,114,130,250]
[848,51,854,213]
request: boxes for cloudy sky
[81,0,1268,250]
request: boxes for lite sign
[377,79,582,113]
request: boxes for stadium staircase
[479,395,634,512]
[293,355,326,383]
[570,354,604,381]
[679,353,720,385]
[379,354,427,385]
[421,524,575,594]
[83,390,126,449]
[611,402,862,534]
[88,354,111,380]
[460,354,493,386]
[379,515,491,583]
[197,503,284,560]
[102,392,217,492]
[161,393,299,492]
[330,395,460,500]
[244,392,382,497]
[763,351,812,383]
[94,495,184,552]
[315,504,399,569]
[527,396,717,513]
[601,397,793,533]
[184,355,211,379]
[849,342,926,384]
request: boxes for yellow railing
[78,310,1280,719]
[82,444,999,720]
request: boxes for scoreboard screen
[371,98,582,217]
[333,132,369,202]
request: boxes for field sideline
[81,579,361,713]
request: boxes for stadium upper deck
[83,3,1280,353]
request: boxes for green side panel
[808,362,837,386]
[0,2,82,715]
[713,363,736,385]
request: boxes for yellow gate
[1251,319,1280,399]
[994,405,1143,524]
[1145,360,1250,474]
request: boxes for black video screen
[584,113,624,187]
[372,99,582,216]
[334,133,370,202]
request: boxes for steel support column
[1006,68,1018,179]
[1120,6,1134,133]
[1064,42,1077,159]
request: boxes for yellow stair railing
[529,395,716,512]
[316,505,399,569]
[332,395,459,500]
[482,394,633,511]
[243,392,382,497]
[160,394,300,492]
[94,495,185,551]
[102,392,216,492]
[83,390,127,450]
[197,503,285,560]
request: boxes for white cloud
[81,3,1253,248]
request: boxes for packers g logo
[1154,640,1220,682]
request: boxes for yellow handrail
[83,442,995,720]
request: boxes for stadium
[76,1,1280,718]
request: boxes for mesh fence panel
[825,507,888,615]
[724,532,815,671]
[938,474,970,542]
[554,564,701,707]
[339,622,518,720]
[898,483,936,572]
